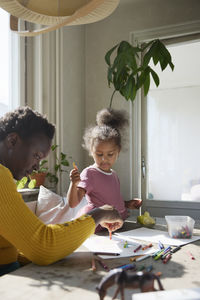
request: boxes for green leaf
[143,40,158,67]
[39,167,48,173]
[137,71,146,89]
[28,179,36,189]
[113,71,124,91]
[169,61,175,71]
[117,41,132,54]
[51,144,58,151]
[141,40,154,52]
[107,67,113,86]
[160,57,168,71]
[105,43,119,66]
[144,72,150,96]
[60,152,66,160]
[137,67,151,92]
[61,160,69,166]
[40,160,47,167]
[156,41,174,71]
[123,76,134,100]
[105,39,174,105]
[150,68,160,87]
[130,83,137,101]
[120,75,138,101]
[55,164,60,172]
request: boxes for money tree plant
[105,39,174,108]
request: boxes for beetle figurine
[96,268,164,300]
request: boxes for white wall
[30,27,85,195]
[61,26,86,194]
[84,0,200,201]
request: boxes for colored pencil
[187,251,195,260]
[93,252,120,256]
[134,245,142,253]
[142,243,153,250]
[97,258,110,272]
[163,253,172,264]
[73,162,78,169]
[135,254,151,262]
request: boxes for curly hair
[83,108,129,153]
[0,106,55,142]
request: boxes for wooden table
[0,219,200,300]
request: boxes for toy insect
[96,268,164,300]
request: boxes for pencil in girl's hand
[73,161,78,169]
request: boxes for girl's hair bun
[96,108,129,131]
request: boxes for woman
[0,106,123,275]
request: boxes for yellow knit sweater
[0,164,95,265]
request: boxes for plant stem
[109,90,116,109]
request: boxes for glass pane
[147,41,200,201]
[0,8,19,118]
[0,9,10,117]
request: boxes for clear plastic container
[165,215,195,239]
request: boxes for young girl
[67,108,142,227]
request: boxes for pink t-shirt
[75,165,127,219]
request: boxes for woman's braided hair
[0,106,55,141]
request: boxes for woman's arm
[1,178,123,266]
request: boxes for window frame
[130,21,200,218]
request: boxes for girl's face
[91,140,120,172]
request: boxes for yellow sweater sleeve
[0,165,95,265]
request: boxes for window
[147,41,200,202]
[131,23,200,218]
[0,8,20,117]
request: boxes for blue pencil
[158,241,164,250]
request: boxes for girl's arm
[67,168,86,208]
[125,198,143,209]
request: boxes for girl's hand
[69,168,80,185]
[125,198,143,209]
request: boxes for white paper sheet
[83,234,156,259]
[132,288,200,300]
[115,227,200,246]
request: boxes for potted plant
[46,144,70,186]
[16,144,71,190]
[105,39,174,108]
[30,159,49,187]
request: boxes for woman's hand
[87,205,123,232]
[125,198,143,209]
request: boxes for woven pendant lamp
[0,0,119,36]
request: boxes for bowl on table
[165,215,195,239]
